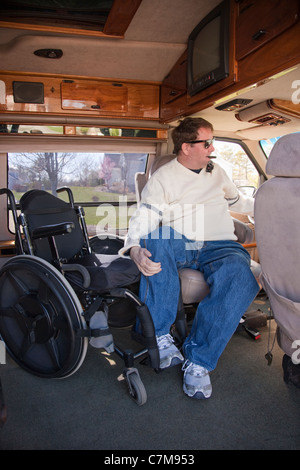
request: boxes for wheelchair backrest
[20,190,85,262]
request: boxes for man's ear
[181,142,190,156]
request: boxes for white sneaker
[182,360,212,399]
[156,333,184,369]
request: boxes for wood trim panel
[236,0,299,61]
[161,50,187,105]
[0,21,121,39]
[0,0,142,38]
[0,73,160,120]
[237,21,300,87]
[269,99,300,119]
[61,81,129,113]
[160,0,238,122]
[160,9,300,123]
[103,0,143,36]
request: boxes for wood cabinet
[0,73,160,120]
[61,80,128,113]
[236,0,299,61]
[160,0,237,121]
[161,50,187,106]
[160,0,300,122]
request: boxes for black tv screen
[187,0,230,96]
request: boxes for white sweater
[120,158,254,255]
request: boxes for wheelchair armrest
[31,222,75,239]
[62,263,91,289]
[233,218,253,244]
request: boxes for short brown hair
[171,117,213,155]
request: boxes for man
[119,117,259,399]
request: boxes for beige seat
[135,154,258,306]
[255,133,300,384]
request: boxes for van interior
[0,0,299,450]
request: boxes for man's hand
[130,246,161,277]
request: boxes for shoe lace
[182,360,208,376]
[156,333,174,349]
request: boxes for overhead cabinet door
[61,80,128,112]
[236,0,299,61]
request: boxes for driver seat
[255,133,300,387]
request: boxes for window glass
[76,127,157,138]
[213,140,259,195]
[259,137,282,158]
[0,124,64,134]
[0,124,159,138]
[8,151,148,235]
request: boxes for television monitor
[187,0,230,96]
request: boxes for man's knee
[225,252,252,276]
[208,251,253,285]
[229,255,259,294]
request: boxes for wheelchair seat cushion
[66,252,140,293]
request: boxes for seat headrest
[266,133,300,177]
[150,154,176,176]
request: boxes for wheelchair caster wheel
[124,368,147,406]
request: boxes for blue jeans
[139,227,259,371]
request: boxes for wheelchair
[0,187,161,406]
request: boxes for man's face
[185,127,215,168]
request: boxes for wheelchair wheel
[0,255,88,379]
[124,369,147,406]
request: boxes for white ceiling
[190,66,300,140]
[0,0,220,82]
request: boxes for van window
[259,137,282,158]
[8,151,148,236]
[261,133,300,158]
[0,124,159,139]
[214,140,259,196]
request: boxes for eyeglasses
[185,139,215,149]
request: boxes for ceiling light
[215,98,253,111]
[34,49,63,59]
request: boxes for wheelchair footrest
[90,310,114,352]
[76,326,111,338]
[77,310,114,353]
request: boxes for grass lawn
[12,186,137,232]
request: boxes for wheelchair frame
[0,187,161,406]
